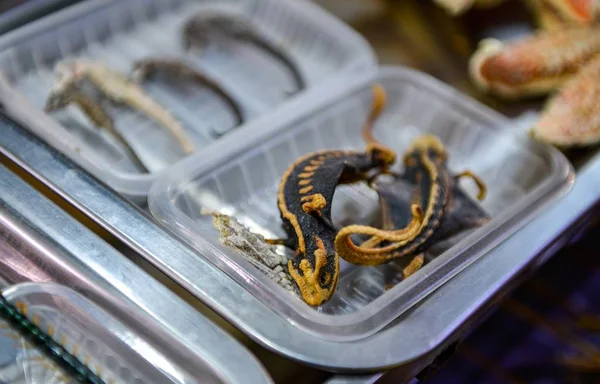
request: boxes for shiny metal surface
[0,103,588,375]
[0,162,273,384]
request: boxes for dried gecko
[45,82,149,172]
[132,57,244,127]
[266,85,422,306]
[335,135,487,266]
[183,11,306,94]
[49,59,195,154]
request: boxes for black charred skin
[276,149,390,305]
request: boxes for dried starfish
[434,0,600,21]
[49,59,195,154]
[532,54,600,146]
[469,26,600,99]
[468,13,600,146]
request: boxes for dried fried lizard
[183,11,305,94]
[48,59,195,154]
[45,82,149,173]
[132,58,245,128]
[335,135,487,266]
[266,85,423,306]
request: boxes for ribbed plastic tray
[0,282,185,383]
[0,0,375,202]
[149,66,573,341]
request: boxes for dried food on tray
[132,57,245,128]
[336,135,488,266]
[148,66,571,339]
[0,0,374,201]
[47,58,195,155]
[235,86,489,307]
[0,283,180,383]
[205,209,297,294]
[45,81,149,173]
[437,0,600,147]
[265,85,403,307]
[183,10,306,95]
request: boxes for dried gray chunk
[204,209,297,295]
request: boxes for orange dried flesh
[480,26,600,87]
[534,54,600,146]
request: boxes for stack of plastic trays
[0,0,375,203]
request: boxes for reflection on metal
[0,162,272,384]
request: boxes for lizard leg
[455,170,487,200]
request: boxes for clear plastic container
[0,0,375,202]
[0,282,189,383]
[149,66,573,341]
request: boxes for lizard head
[288,235,339,306]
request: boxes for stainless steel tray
[0,0,375,202]
[0,162,273,384]
[0,90,577,373]
[0,0,594,379]
[148,66,573,341]
[1,282,179,384]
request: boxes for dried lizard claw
[532,54,600,146]
[469,26,600,99]
[183,11,306,94]
[131,57,245,127]
[48,58,195,155]
[45,81,149,173]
